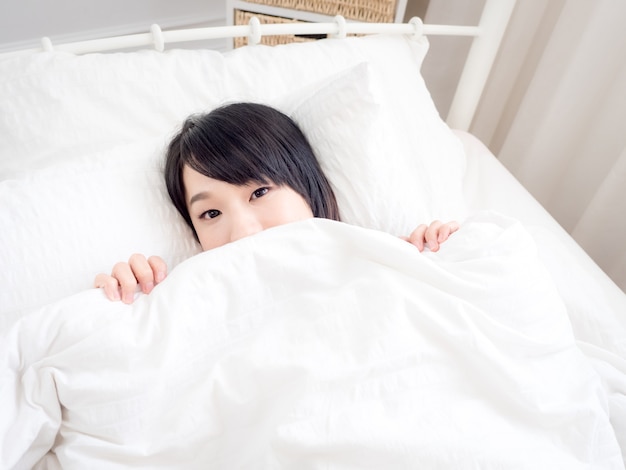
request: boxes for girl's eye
[251,187,269,199]
[201,209,221,219]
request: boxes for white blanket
[1,213,624,469]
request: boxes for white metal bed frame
[1,0,516,132]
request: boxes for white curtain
[423,0,626,293]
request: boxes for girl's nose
[229,213,264,243]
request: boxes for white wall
[419,0,485,120]
[0,0,227,52]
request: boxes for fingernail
[156,271,165,283]
[144,281,154,293]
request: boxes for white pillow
[0,35,467,323]
[0,40,359,178]
[0,35,456,179]
[0,138,201,328]
[287,62,466,236]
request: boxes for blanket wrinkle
[1,214,624,469]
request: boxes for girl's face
[183,165,314,251]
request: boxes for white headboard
[0,0,515,131]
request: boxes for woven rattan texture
[243,0,396,22]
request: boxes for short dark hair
[164,102,340,237]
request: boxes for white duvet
[1,213,624,469]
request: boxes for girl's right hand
[94,254,168,304]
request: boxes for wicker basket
[234,10,321,47]
[243,0,397,23]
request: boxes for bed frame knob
[332,15,347,39]
[41,36,54,52]
[409,17,424,40]
[151,24,165,52]
[248,16,262,46]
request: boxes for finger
[147,255,168,284]
[438,221,461,242]
[425,220,443,252]
[408,224,428,252]
[94,273,121,301]
[111,262,139,304]
[128,253,157,295]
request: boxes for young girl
[95,103,459,303]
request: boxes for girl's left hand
[401,220,460,252]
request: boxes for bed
[1,3,625,469]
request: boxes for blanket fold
[1,213,623,469]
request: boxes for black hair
[164,102,340,238]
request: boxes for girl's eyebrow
[188,191,211,206]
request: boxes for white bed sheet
[458,130,626,458]
[458,130,626,351]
